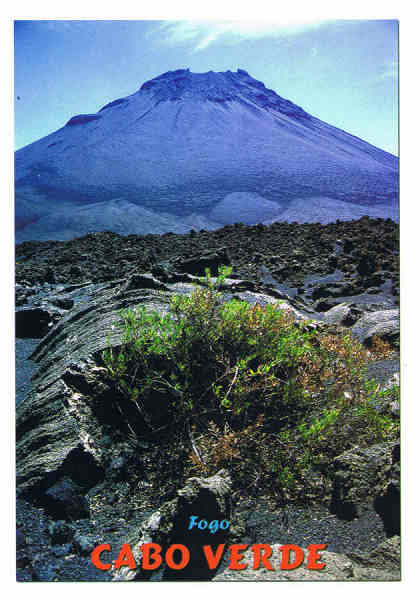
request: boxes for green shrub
[103,266,316,431]
[103,265,399,503]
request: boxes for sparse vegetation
[103,266,399,504]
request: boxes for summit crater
[137,68,310,119]
[15,68,398,242]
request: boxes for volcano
[15,68,398,242]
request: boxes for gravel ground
[14,218,400,582]
[16,496,388,581]
[242,501,387,554]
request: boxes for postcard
[14,18,400,582]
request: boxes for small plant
[369,335,396,359]
[102,265,400,504]
[103,265,317,432]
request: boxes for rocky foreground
[15,217,400,581]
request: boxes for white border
[3,2,417,598]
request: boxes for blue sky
[14,19,398,154]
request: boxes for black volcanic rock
[15,69,398,242]
[174,247,232,276]
[15,218,400,582]
[330,442,399,527]
[15,219,399,297]
[16,308,54,338]
[352,310,400,348]
[45,477,90,520]
[16,274,310,499]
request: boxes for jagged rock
[118,273,169,294]
[16,528,26,549]
[352,309,399,347]
[106,456,128,482]
[69,265,83,277]
[312,281,362,301]
[363,271,387,287]
[374,444,400,536]
[15,284,36,306]
[314,299,341,312]
[151,263,173,281]
[364,321,399,347]
[174,247,231,277]
[15,219,399,295]
[16,274,282,504]
[16,530,33,572]
[213,537,400,581]
[48,296,74,310]
[357,253,377,277]
[151,263,199,284]
[14,248,400,582]
[72,533,100,555]
[112,470,232,581]
[330,442,400,532]
[48,520,75,544]
[322,303,364,326]
[44,266,57,283]
[15,308,57,338]
[347,536,400,579]
[16,279,171,500]
[44,477,90,520]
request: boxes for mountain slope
[15,69,398,242]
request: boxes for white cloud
[151,20,331,51]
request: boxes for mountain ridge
[15,68,398,242]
